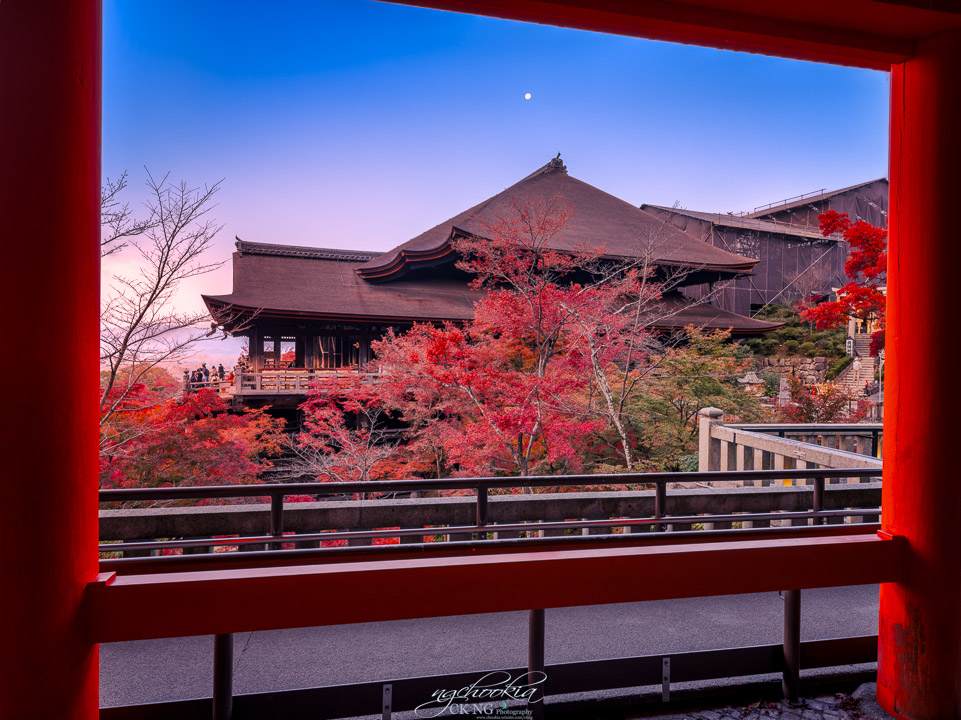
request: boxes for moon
[524,92,532,100]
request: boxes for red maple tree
[99,369,286,490]
[370,195,657,477]
[292,374,403,485]
[778,377,871,423]
[800,210,887,355]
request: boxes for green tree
[629,327,761,470]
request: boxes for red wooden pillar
[880,30,961,720]
[0,1,102,718]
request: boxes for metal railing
[99,468,882,562]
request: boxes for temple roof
[355,156,760,282]
[203,247,779,334]
[652,293,781,334]
[642,205,832,241]
[745,178,887,219]
[203,245,482,324]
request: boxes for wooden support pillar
[879,31,961,720]
[0,2,102,717]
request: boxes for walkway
[634,683,892,719]
[100,586,879,709]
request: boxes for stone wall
[757,356,829,386]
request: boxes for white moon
[524,92,532,100]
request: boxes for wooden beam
[88,532,903,642]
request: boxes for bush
[780,326,803,341]
[800,341,817,357]
[761,338,779,355]
[761,372,780,397]
[826,354,853,380]
[783,339,800,354]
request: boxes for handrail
[103,508,879,555]
[728,423,882,433]
[99,467,879,502]
[100,468,882,566]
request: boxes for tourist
[852,356,862,384]
[202,363,210,384]
[217,363,225,380]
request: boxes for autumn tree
[629,327,761,471]
[778,377,871,423]
[800,211,887,354]
[370,196,668,478]
[288,375,401,484]
[99,384,286,490]
[362,194,751,478]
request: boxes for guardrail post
[269,493,284,551]
[213,633,234,720]
[813,477,825,526]
[528,609,545,720]
[654,481,667,532]
[782,590,801,704]
[475,484,489,541]
[382,683,392,720]
[697,407,724,472]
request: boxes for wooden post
[0,1,102,717]
[697,407,723,472]
[879,32,961,720]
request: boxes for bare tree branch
[99,170,226,451]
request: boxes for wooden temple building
[202,156,798,406]
[644,178,888,317]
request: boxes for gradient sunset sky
[102,0,890,366]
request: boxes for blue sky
[102,0,889,365]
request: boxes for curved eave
[355,241,457,282]
[203,297,471,329]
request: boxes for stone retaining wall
[758,356,830,386]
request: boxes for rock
[852,683,897,720]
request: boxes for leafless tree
[99,170,226,430]
[100,171,155,257]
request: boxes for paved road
[100,585,879,707]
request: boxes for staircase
[835,334,875,395]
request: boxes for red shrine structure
[3,2,961,719]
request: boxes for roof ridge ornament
[548,152,567,173]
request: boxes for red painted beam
[387,0,921,69]
[0,1,101,719]
[88,533,903,643]
[879,30,961,720]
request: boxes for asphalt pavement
[100,585,879,708]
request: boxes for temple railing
[698,408,882,477]
[185,369,381,397]
[184,369,382,397]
